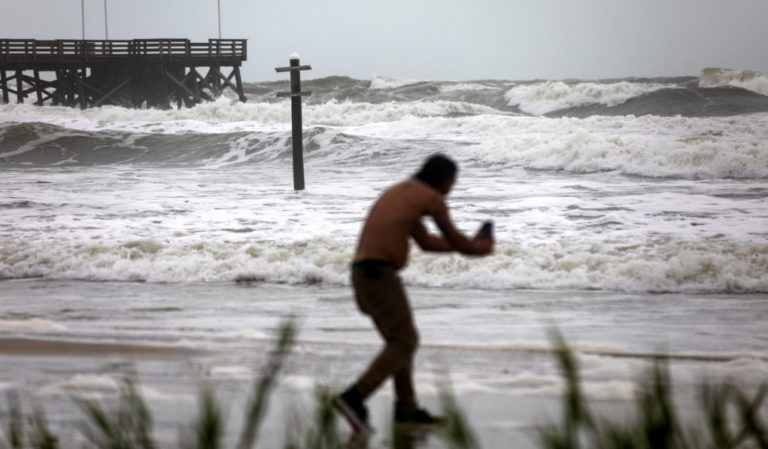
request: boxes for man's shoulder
[397,179,446,213]
[396,179,440,197]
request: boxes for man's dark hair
[414,154,457,187]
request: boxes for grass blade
[235,319,297,449]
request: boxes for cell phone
[480,221,493,238]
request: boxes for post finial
[289,53,300,60]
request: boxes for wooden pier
[0,39,247,109]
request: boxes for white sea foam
[369,76,422,89]
[4,99,767,181]
[413,370,635,398]
[0,99,500,132]
[305,99,501,126]
[1,237,765,293]
[0,319,67,332]
[700,68,768,96]
[38,375,171,400]
[470,122,768,179]
[452,341,768,364]
[38,374,120,397]
[347,113,768,179]
[1,87,767,296]
[229,329,272,340]
[209,365,254,379]
[712,357,768,383]
[438,82,495,93]
[504,81,674,115]
[279,375,319,392]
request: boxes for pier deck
[0,39,248,109]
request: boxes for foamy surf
[1,70,767,297]
[369,76,423,89]
[1,237,766,293]
[3,111,768,180]
[700,67,768,96]
[504,81,675,115]
[0,98,501,130]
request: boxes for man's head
[414,154,457,194]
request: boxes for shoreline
[0,337,199,357]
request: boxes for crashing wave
[351,114,768,179]
[369,76,423,89]
[1,237,766,293]
[0,98,500,130]
[438,82,495,93]
[699,68,768,96]
[3,112,768,179]
[466,117,768,179]
[504,81,675,115]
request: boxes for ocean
[1,67,767,448]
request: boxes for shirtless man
[334,154,494,433]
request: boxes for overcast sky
[2,0,767,82]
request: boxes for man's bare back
[355,178,491,270]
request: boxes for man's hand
[472,225,495,256]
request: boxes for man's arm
[430,200,493,256]
[411,222,454,252]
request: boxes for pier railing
[0,39,247,63]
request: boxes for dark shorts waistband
[351,259,396,270]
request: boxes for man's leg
[393,354,417,410]
[335,267,418,432]
[352,268,418,400]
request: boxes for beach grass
[436,384,480,449]
[180,387,223,449]
[2,323,767,449]
[537,329,768,449]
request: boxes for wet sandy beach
[1,280,766,448]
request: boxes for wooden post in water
[275,54,312,191]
